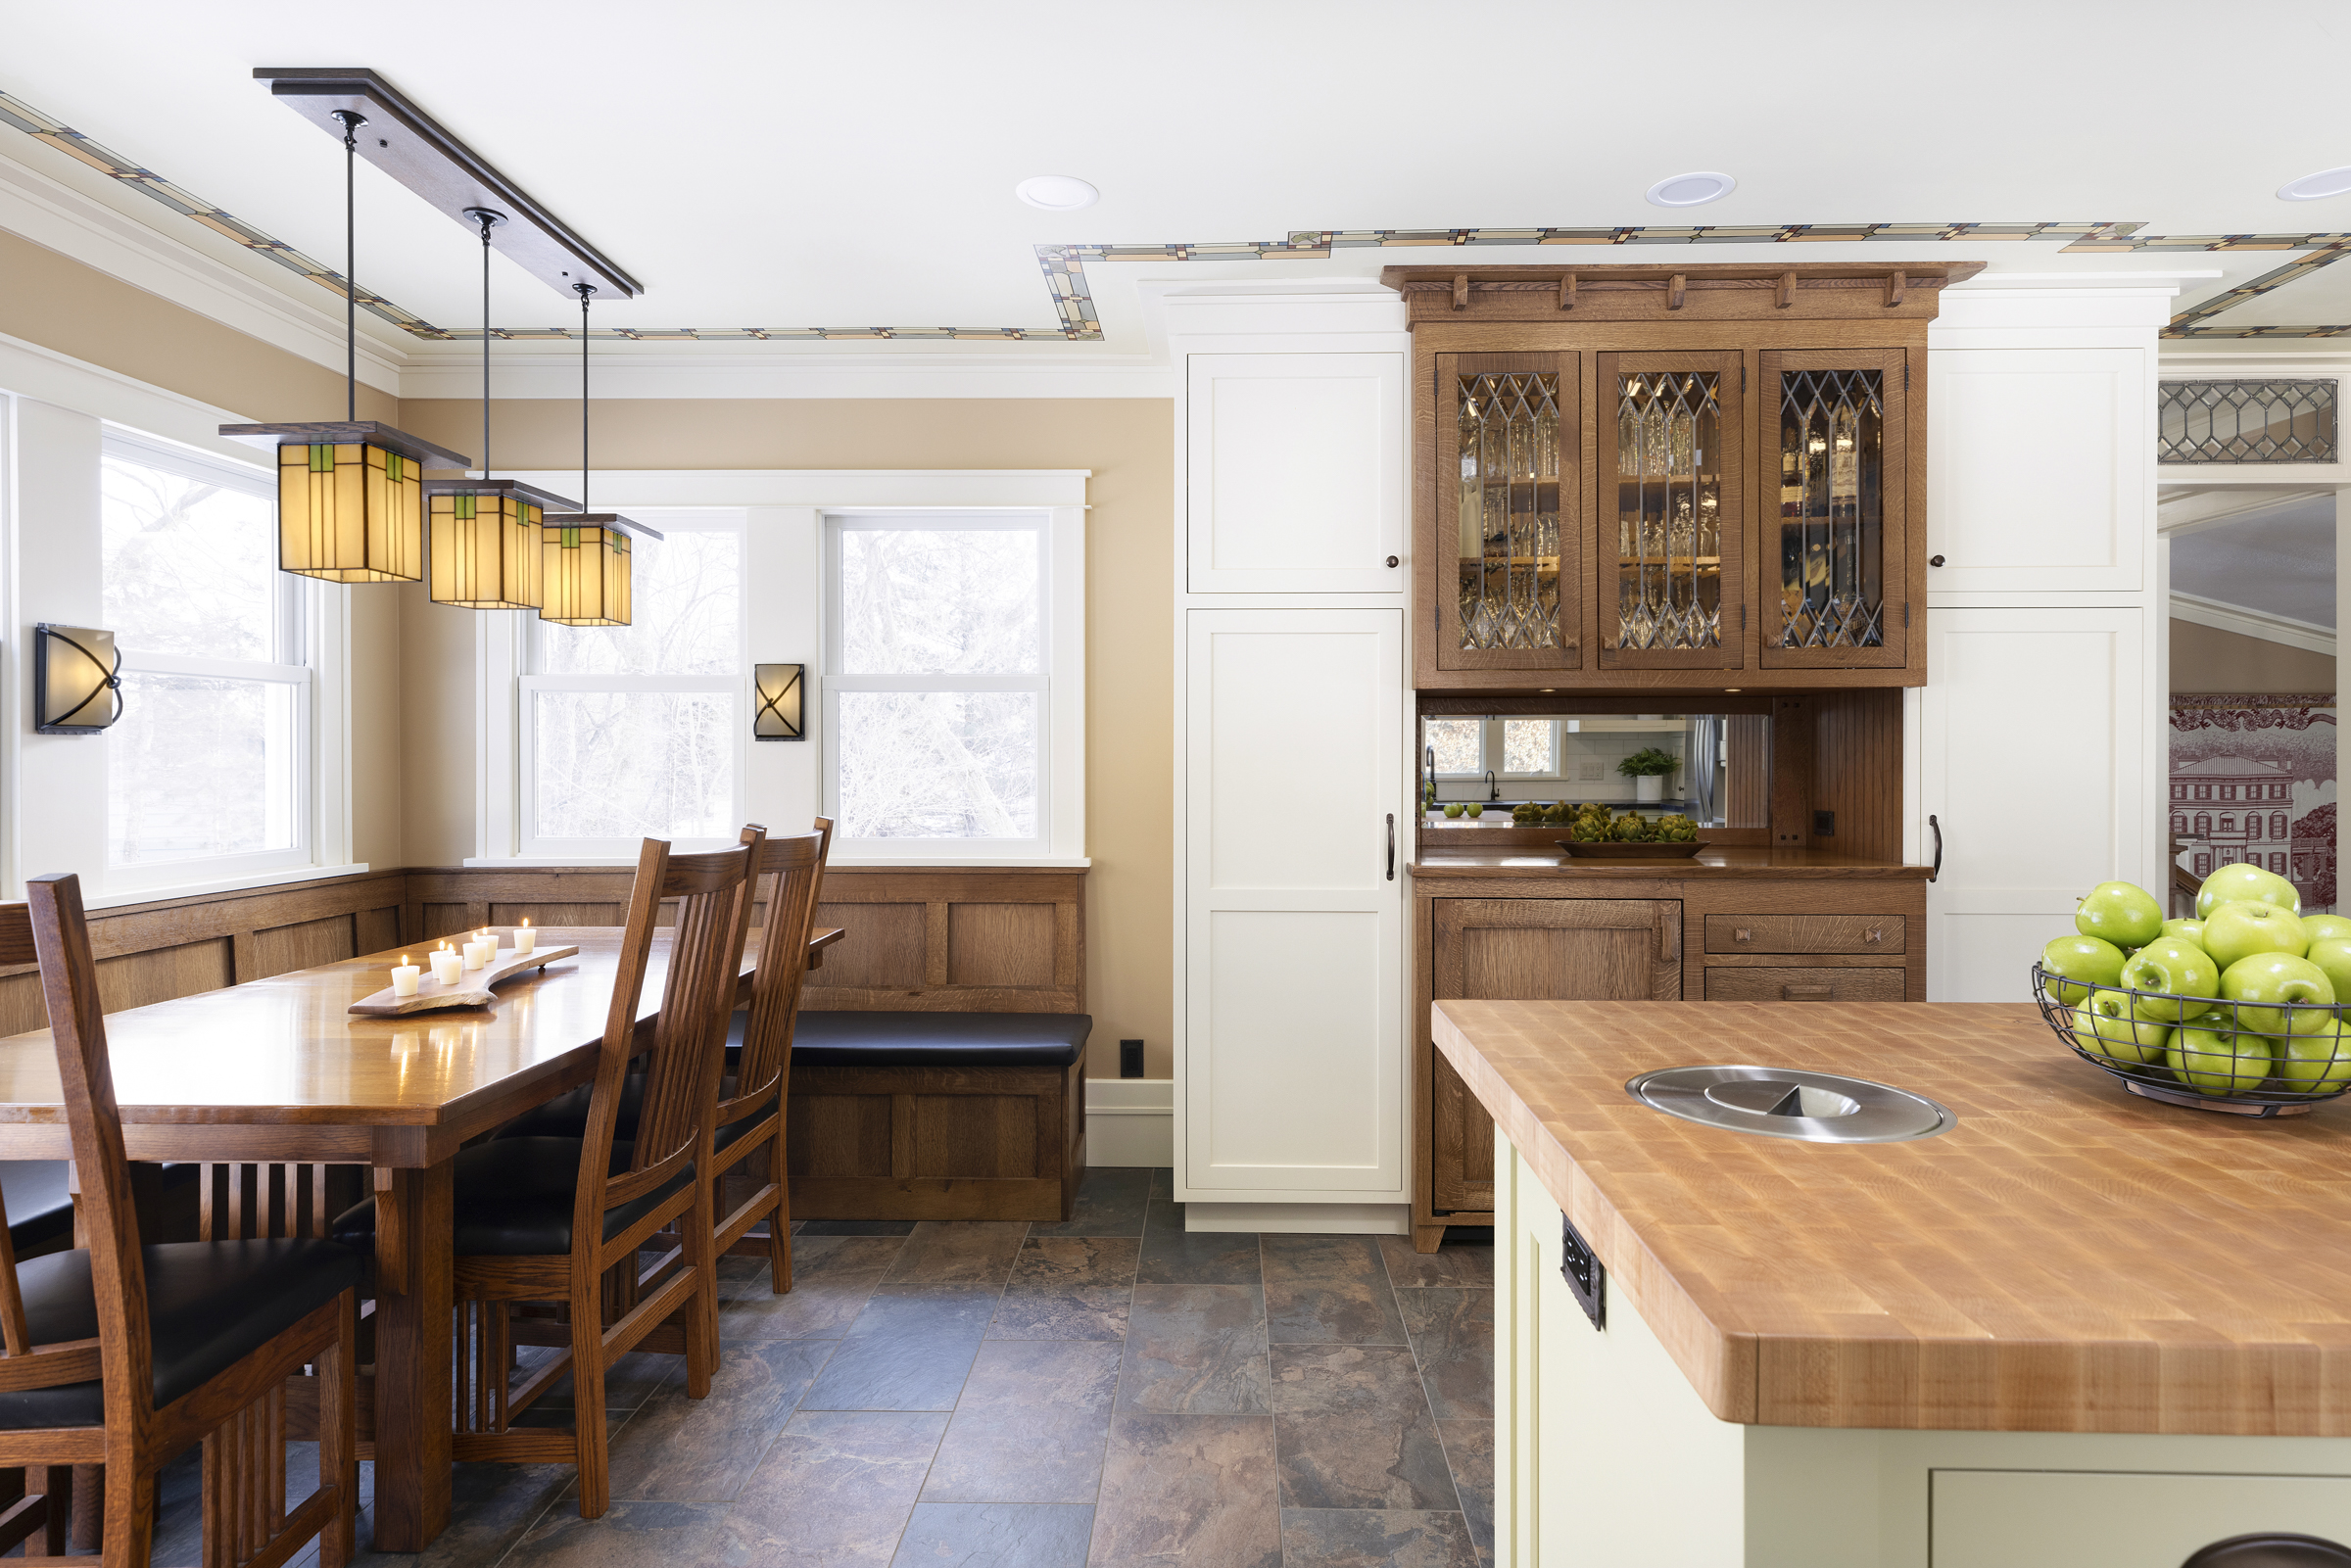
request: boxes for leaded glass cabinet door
[1758,349,1908,669]
[1434,353,1581,672]
[1596,352,1744,672]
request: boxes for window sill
[86,862,373,912]
[461,854,1095,870]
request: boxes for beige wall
[400,398,1176,1078]
[2170,618,2336,694]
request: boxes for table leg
[368,1162,453,1552]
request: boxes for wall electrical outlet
[1814,810,1836,837]
[1119,1039,1145,1078]
[1578,760,1603,781]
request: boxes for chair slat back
[21,874,154,1420]
[724,831,828,1120]
[577,839,758,1229]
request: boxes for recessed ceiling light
[1016,175,1099,211]
[2278,166,2351,203]
[1645,171,1737,209]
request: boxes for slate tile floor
[143,1168,1495,1568]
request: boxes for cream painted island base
[1495,1135,2351,1567]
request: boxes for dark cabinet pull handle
[1783,985,1833,1002]
[1929,554,1945,567]
[1928,814,1943,882]
[1386,814,1396,881]
[1385,554,1400,568]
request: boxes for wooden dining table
[0,923,843,1552]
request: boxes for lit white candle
[460,940,489,972]
[429,946,462,985]
[391,956,420,997]
[514,919,536,955]
[479,927,499,955]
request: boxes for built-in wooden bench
[779,867,1089,1223]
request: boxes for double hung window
[102,432,312,883]
[519,515,744,855]
[825,511,1075,858]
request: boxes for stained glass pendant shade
[427,479,576,609]
[541,519,634,627]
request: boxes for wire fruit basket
[2031,963,2351,1118]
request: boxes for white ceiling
[2172,495,2338,628]
[3,0,2350,369]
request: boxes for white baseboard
[1180,1202,1410,1235]
[1084,1077,1172,1167]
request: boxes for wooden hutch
[1388,261,1976,1251]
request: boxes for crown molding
[0,145,403,393]
[393,344,1176,401]
[2170,591,2336,658]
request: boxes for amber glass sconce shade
[34,624,121,735]
[753,664,805,740]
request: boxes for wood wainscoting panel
[786,1095,894,1178]
[488,902,626,929]
[1812,688,1905,863]
[419,904,477,941]
[357,906,402,956]
[99,938,235,1014]
[909,1094,1038,1178]
[945,903,1056,990]
[808,902,926,992]
[249,914,358,981]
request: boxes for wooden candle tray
[347,945,580,1017]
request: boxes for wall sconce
[34,624,121,735]
[753,664,804,741]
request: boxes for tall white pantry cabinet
[1168,272,2180,1227]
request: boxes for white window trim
[475,471,1088,869]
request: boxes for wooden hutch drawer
[1704,914,1904,956]
[1703,966,1905,1003]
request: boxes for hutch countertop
[1412,847,1932,879]
[1432,998,2351,1436]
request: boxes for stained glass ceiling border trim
[3,84,2346,344]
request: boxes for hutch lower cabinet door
[1181,609,1406,1203]
[1919,606,2156,1002]
[1427,898,1681,1218]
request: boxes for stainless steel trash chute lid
[1626,1064,1954,1143]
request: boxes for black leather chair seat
[0,1162,201,1258]
[492,1073,646,1144]
[329,1139,693,1258]
[0,1237,360,1430]
[792,1012,1090,1068]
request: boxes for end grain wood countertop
[1434,999,2351,1437]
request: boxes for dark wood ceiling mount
[254,68,642,300]
[218,420,472,470]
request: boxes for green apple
[2075,880,2164,949]
[2201,899,2309,970]
[2218,952,2337,1036]
[2165,1021,2277,1096]
[2303,914,2351,945]
[2305,938,2351,1004]
[1443,802,1463,819]
[2073,990,2170,1067]
[1465,802,1483,819]
[2278,1019,2351,1093]
[2196,861,2302,921]
[2161,918,2206,947]
[2117,937,2221,1021]
[2041,934,2127,1005]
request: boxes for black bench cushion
[790,1012,1090,1068]
[0,1162,201,1258]
[0,1237,360,1430]
[330,1138,693,1258]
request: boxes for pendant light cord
[478,212,495,476]
[575,282,596,512]
[332,109,365,422]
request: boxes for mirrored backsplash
[1419,711,1769,831]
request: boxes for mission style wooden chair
[709,826,830,1298]
[0,873,361,1568]
[332,835,756,1519]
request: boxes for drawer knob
[1865,928,1883,944]
[1733,928,1752,944]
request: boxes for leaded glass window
[1614,372,1721,650]
[1456,372,1562,651]
[1776,369,1885,649]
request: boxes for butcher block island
[1437,998,2351,1568]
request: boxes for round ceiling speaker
[2278,166,2351,202]
[1016,175,1100,212]
[1645,171,1738,209]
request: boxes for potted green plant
[1618,745,1679,805]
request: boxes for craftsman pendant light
[540,282,641,628]
[424,209,574,609]
[220,109,468,579]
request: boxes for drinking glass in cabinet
[1456,370,1563,652]
[1778,369,1886,649]
[1614,371,1723,651]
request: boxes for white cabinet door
[1926,347,2150,595]
[1919,606,2157,1001]
[1182,609,1404,1197]
[1187,354,1406,594]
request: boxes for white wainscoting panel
[1186,354,1404,594]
